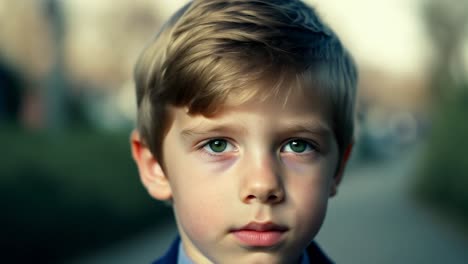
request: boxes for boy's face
[133,92,347,264]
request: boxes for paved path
[72,147,468,263]
[316,148,468,263]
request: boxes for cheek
[176,197,224,239]
[169,161,232,239]
[291,176,329,212]
[286,166,332,232]
[291,185,329,240]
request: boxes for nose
[239,156,285,205]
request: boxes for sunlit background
[1,0,467,263]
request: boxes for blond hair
[134,0,358,161]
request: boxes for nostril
[268,194,278,201]
[246,194,256,200]
[243,192,284,203]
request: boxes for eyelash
[198,138,319,157]
[280,138,318,154]
[200,138,237,156]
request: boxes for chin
[233,251,296,264]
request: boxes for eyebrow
[180,124,248,140]
[279,121,333,139]
[180,120,332,140]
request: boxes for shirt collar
[300,247,310,264]
[177,241,193,264]
[177,241,310,264]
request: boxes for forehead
[171,90,333,134]
[182,63,334,118]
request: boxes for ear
[130,129,172,201]
[330,143,353,197]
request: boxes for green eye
[207,139,228,153]
[282,139,312,153]
[290,140,307,153]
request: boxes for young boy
[130,0,357,263]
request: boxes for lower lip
[232,230,285,247]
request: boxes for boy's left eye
[281,139,314,153]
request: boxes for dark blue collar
[152,237,180,264]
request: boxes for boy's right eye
[202,139,235,154]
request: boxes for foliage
[0,127,172,263]
[414,86,468,224]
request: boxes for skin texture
[131,93,350,264]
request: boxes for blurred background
[1,0,467,263]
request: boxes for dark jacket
[152,237,333,264]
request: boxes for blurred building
[0,0,466,131]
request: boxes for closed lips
[231,222,288,247]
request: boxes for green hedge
[414,86,468,226]
[0,127,172,263]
